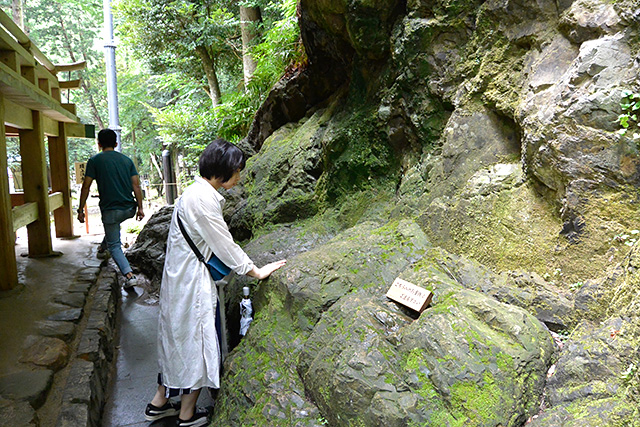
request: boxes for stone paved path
[102,289,213,426]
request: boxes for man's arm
[131,175,145,221]
[77,176,94,223]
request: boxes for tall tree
[115,0,236,107]
[11,0,24,31]
[240,2,261,87]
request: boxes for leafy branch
[617,89,640,140]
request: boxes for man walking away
[77,129,145,290]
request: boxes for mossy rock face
[303,0,400,60]
[529,241,640,426]
[297,265,554,427]
[418,247,577,332]
[519,16,640,216]
[279,219,431,332]
[529,316,640,427]
[214,220,562,426]
[418,163,563,275]
[214,219,431,425]
[315,98,401,205]
[240,110,328,233]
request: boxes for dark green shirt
[85,151,138,212]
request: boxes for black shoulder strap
[176,212,206,264]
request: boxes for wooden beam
[48,191,64,212]
[30,44,56,74]
[12,201,38,231]
[0,60,78,123]
[0,10,30,45]
[65,122,96,139]
[35,62,57,85]
[62,103,76,115]
[43,115,59,137]
[48,122,73,237]
[19,110,52,256]
[59,79,81,90]
[38,78,50,96]
[3,98,33,129]
[0,94,18,290]
[0,50,18,73]
[0,25,34,70]
[54,60,86,73]
[21,65,36,85]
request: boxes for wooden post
[19,110,52,257]
[0,95,19,290]
[48,122,73,237]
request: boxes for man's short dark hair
[98,129,117,148]
[199,138,246,182]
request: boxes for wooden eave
[0,60,78,123]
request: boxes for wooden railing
[11,192,65,232]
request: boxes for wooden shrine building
[0,10,95,291]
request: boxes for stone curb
[56,267,120,427]
[0,259,121,426]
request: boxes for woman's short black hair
[98,128,117,148]
[199,138,246,182]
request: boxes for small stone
[77,330,102,362]
[0,369,53,408]
[56,402,90,427]
[68,281,92,295]
[62,360,94,405]
[47,308,83,323]
[20,336,70,371]
[36,320,76,341]
[78,267,101,276]
[0,397,38,425]
[54,292,86,309]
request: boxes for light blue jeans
[101,206,136,276]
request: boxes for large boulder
[213,219,556,426]
[529,241,640,426]
[125,206,174,289]
[127,1,640,426]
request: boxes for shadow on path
[103,287,213,427]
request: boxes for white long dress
[157,176,254,391]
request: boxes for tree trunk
[58,17,105,128]
[195,45,221,107]
[240,5,262,88]
[131,128,139,171]
[150,153,164,197]
[12,0,24,32]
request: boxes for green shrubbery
[617,89,640,140]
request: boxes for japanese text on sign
[75,162,87,184]
[386,278,433,313]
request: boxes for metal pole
[103,0,122,152]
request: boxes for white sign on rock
[386,278,433,313]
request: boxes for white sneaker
[124,275,137,290]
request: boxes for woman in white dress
[143,139,286,427]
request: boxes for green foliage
[617,89,640,140]
[2,0,306,191]
[125,223,143,234]
[114,0,237,74]
[114,0,305,181]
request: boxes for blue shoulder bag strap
[175,206,231,281]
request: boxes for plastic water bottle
[239,286,253,336]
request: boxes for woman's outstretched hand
[248,260,287,280]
